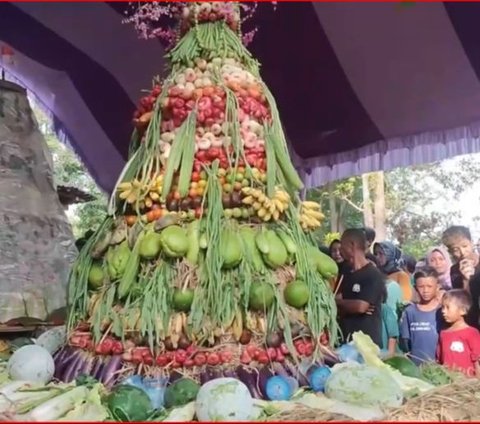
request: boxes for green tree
[32,104,108,238]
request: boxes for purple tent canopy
[1,2,480,192]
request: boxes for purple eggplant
[284,360,309,387]
[223,368,237,379]
[209,366,224,379]
[54,347,81,380]
[100,355,123,388]
[63,351,87,383]
[90,356,102,379]
[78,353,96,377]
[199,370,210,386]
[258,367,274,398]
[271,362,290,379]
[94,357,107,381]
[168,371,183,384]
[235,366,262,399]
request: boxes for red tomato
[191,172,200,183]
[207,353,220,366]
[194,353,207,366]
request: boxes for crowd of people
[326,225,480,377]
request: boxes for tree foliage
[33,104,108,239]
[309,155,480,259]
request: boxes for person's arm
[336,298,371,315]
[398,309,410,353]
[387,338,397,356]
[466,328,480,377]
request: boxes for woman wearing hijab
[374,241,413,302]
[426,246,452,290]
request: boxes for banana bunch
[241,187,290,222]
[118,179,145,204]
[117,174,164,208]
[299,201,325,231]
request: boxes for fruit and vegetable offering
[62,1,340,395]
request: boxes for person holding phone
[442,226,480,330]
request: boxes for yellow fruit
[242,195,254,205]
[126,193,137,204]
[257,194,266,203]
[118,182,133,191]
[252,202,262,211]
[132,179,143,189]
[150,192,160,201]
[119,189,132,200]
[272,210,280,221]
[302,201,321,210]
[257,208,267,218]
[263,213,272,222]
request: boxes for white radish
[174,74,186,85]
[26,386,88,421]
[184,68,196,82]
[202,77,212,87]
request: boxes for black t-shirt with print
[451,263,480,330]
[339,262,385,347]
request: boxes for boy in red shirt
[437,289,480,377]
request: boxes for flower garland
[122,1,276,48]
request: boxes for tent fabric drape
[1,2,480,190]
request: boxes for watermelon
[383,355,420,378]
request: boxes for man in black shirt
[442,225,480,329]
[336,228,385,347]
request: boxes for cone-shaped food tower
[64,2,339,390]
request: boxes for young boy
[400,267,441,364]
[442,225,480,329]
[437,289,480,377]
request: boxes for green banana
[186,220,200,266]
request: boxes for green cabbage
[325,363,403,408]
[106,384,153,422]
